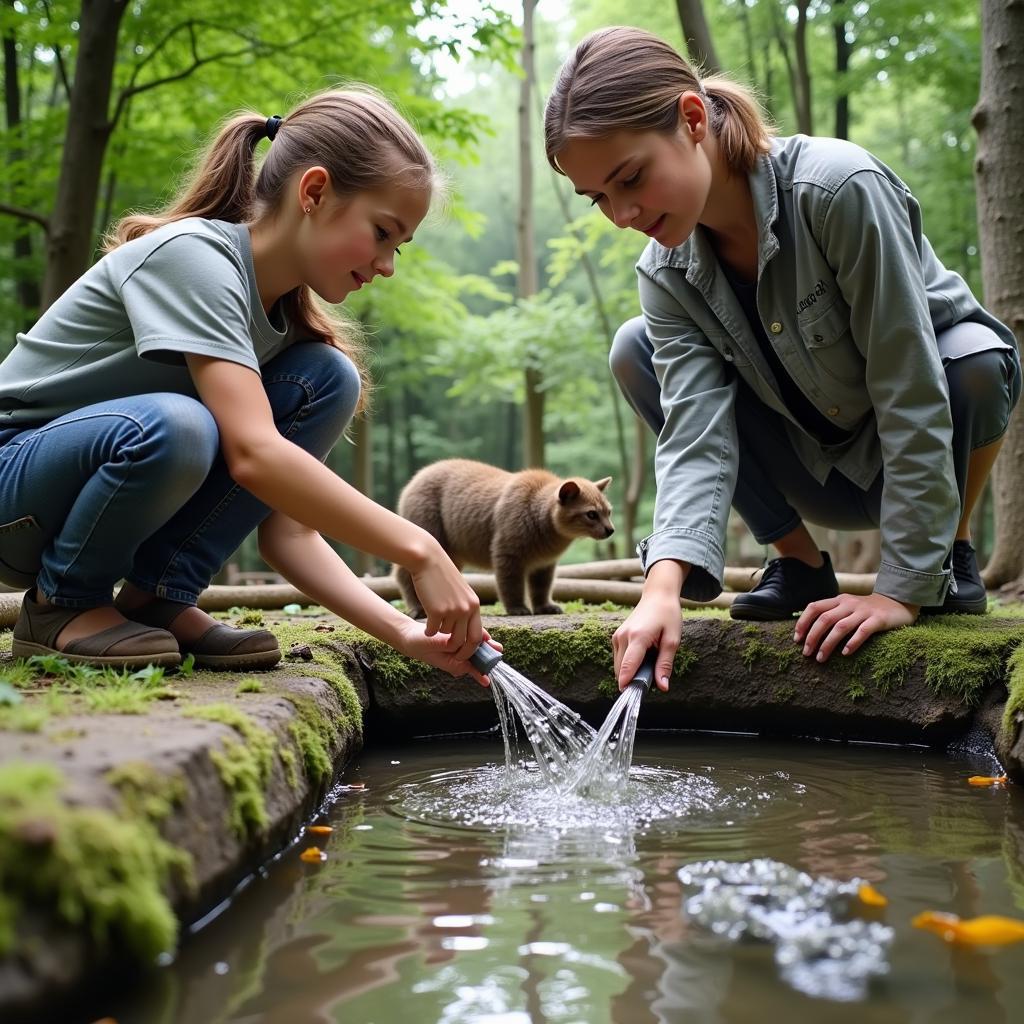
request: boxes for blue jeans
[0,343,359,608]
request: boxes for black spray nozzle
[469,643,503,675]
[630,647,660,691]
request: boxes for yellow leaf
[913,911,1024,945]
[967,775,1007,787]
[858,883,888,907]
[299,846,325,863]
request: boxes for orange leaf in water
[967,775,1008,787]
[299,846,325,863]
[913,911,1024,945]
[308,825,333,835]
[858,883,888,907]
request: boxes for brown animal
[394,458,614,616]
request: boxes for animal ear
[558,479,581,503]
[595,477,612,491]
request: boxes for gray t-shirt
[0,217,293,427]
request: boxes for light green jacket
[636,134,1017,606]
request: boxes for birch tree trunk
[974,0,1024,586]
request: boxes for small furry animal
[394,458,614,616]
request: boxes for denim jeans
[0,342,359,608]
[610,316,1020,545]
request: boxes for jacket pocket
[0,514,44,589]
[797,297,865,384]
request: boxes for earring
[304,206,311,215]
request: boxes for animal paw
[532,603,563,615]
[503,604,534,615]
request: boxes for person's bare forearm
[644,558,689,596]
[234,436,434,569]
[260,525,411,650]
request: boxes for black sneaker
[920,540,988,616]
[730,552,840,621]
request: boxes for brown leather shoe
[13,590,181,669]
[116,595,282,671]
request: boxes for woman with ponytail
[545,27,1020,688]
[0,87,494,681]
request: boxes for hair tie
[264,114,283,142]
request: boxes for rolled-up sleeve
[821,171,958,606]
[636,267,737,602]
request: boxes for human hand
[407,542,483,660]
[612,590,681,692]
[794,593,918,662]
[397,620,502,687]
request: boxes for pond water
[99,734,1024,1024]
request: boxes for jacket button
[827,406,840,417]
[770,321,783,334]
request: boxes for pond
[97,734,1024,1024]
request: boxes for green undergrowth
[0,761,189,962]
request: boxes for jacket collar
[680,148,781,288]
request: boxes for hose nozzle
[630,647,659,691]
[470,643,503,675]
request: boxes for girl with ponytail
[0,87,494,681]
[545,27,1019,688]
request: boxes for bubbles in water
[678,858,894,1002]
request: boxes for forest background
[0,0,1017,585]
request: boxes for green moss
[279,744,299,790]
[490,619,615,688]
[846,619,1024,703]
[773,684,797,703]
[184,704,277,836]
[105,762,186,824]
[0,761,187,961]
[265,621,363,733]
[738,624,801,675]
[237,610,266,627]
[1003,643,1024,732]
[235,677,265,695]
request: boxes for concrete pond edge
[2,607,1024,1020]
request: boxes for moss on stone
[235,677,265,695]
[1003,643,1024,733]
[490,619,615,687]
[847,619,1024,703]
[264,621,363,732]
[738,624,801,675]
[184,704,278,837]
[0,761,187,961]
[282,693,339,783]
[105,761,186,824]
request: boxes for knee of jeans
[145,394,219,478]
[609,316,649,389]
[321,345,362,426]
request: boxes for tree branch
[39,0,71,100]
[108,20,329,130]
[0,201,49,232]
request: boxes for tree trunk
[518,0,544,468]
[833,0,851,140]
[793,0,814,135]
[674,0,721,75]
[974,0,1024,586]
[3,2,41,318]
[41,0,128,309]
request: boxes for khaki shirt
[636,134,1017,606]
